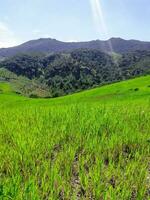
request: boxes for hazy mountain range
[1,37,150,58]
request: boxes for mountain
[1,37,150,58]
[0,49,150,97]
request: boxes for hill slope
[0,75,149,105]
[1,37,150,58]
[0,76,150,199]
[0,49,150,97]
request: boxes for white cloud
[0,22,19,48]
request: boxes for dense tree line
[0,49,150,97]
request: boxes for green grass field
[0,75,150,200]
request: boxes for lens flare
[89,0,113,52]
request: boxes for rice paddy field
[0,75,150,200]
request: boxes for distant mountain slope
[0,49,150,97]
[1,37,150,58]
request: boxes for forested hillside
[0,49,150,97]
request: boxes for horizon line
[0,36,150,49]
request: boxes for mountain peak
[109,37,125,41]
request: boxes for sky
[0,0,150,47]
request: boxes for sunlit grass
[0,75,150,199]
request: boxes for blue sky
[0,0,150,47]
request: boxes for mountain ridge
[1,37,150,58]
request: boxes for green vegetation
[1,49,150,97]
[0,68,51,98]
[0,75,150,199]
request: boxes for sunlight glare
[89,0,113,52]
